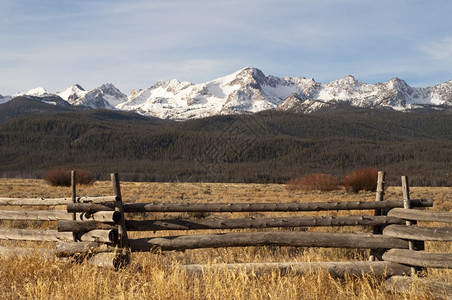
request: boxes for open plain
[0,178,451,299]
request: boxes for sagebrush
[43,167,95,186]
[343,167,378,193]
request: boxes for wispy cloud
[418,37,452,61]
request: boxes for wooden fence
[1,171,451,298]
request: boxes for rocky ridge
[2,67,451,119]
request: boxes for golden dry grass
[0,178,450,299]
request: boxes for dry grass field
[0,178,450,299]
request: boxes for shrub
[286,174,340,191]
[75,169,96,185]
[43,167,71,187]
[343,167,378,193]
[43,167,95,187]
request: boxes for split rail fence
[1,171,451,298]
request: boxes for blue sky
[1,0,452,95]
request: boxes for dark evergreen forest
[1,97,451,185]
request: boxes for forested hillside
[0,99,451,185]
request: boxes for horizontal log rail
[56,241,116,257]
[0,196,117,206]
[56,232,408,254]
[388,208,452,223]
[67,199,433,213]
[180,261,412,277]
[0,210,121,222]
[0,229,73,242]
[0,246,55,259]
[0,228,118,243]
[0,210,72,221]
[58,220,116,233]
[79,229,118,244]
[125,215,404,231]
[383,224,452,241]
[76,211,121,222]
[127,231,409,251]
[58,215,404,233]
[0,197,71,206]
[382,249,452,269]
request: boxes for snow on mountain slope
[14,87,52,98]
[57,84,88,102]
[119,67,452,119]
[2,67,452,119]
[69,83,127,109]
[7,87,67,106]
[276,94,329,114]
[424,80,452,106]
[0,94,12,104]
[119,67,317,119]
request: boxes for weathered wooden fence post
[71,170,78,242]
[401,175,419,276]
[111,172,130,268]
[370,171,386,261]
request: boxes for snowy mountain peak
[341,74,359,85]
[68,83,127,109]
[230,67,266,87]
[387,77,407,87]
[99,83,118,92]
[58,84,87,102]
[329,75,362,87]
[15,87,50,97]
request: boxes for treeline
[0,101,451,185]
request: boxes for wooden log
[0,209,72,221]
[388,208,452,223]
[0,197,71,206]
[87,252,117,268]
[383,224,452,241]
[67,199,433,213]
[121,199,433,212]
[401,175,417,275]
[373,171,386,218]
[0,196,117,206]
[75,211,121,222]
[111,173,129,253]
[385,276,452,300]
[125,215,404,231]
[74,196,118,204]
[0,229,73,241]
[87,252,130,269]
[79,229,119,243]
[128,232,409,252]
[67,203,115,212]
[402,176,414,232]
[71,170,77,241]
[0,246,55,259]
[55,241,115,257]
[180,261,412,277]
[382,249,452,269]
[58,220,116,233]
[370,171,386,261]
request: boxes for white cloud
[418,37,452,61]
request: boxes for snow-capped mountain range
[2,67,452,119]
